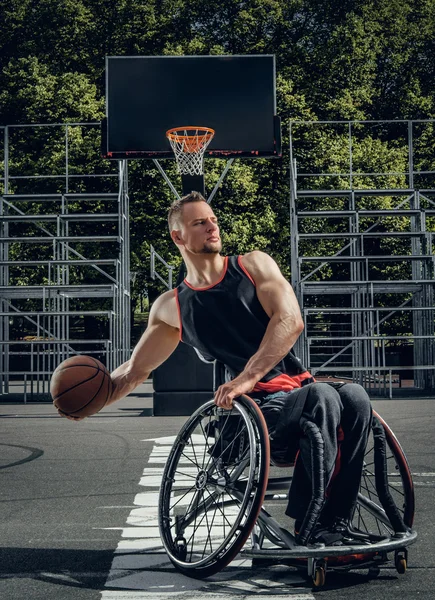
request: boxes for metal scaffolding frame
[0,123,130,400]
[290,120,435,397]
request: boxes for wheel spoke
[159,397,268,574]
[224,488,245,512]
[169,483,197,512]
[363,470,378,498]
[214,424,246,465]
[389,484,405,497]
[201,494,213,558]
[175,487,205,533]
[202,494,220,557]
[226,446,251,481]
[203,485,235,530]
[188,432,201,472]
[356,503,369,533]
[185,495,213,553]
[353,418,411,540]
[180,449,203,469]
[180,487,220,533]
[199,416,216,471]
[202,414,246,474]
[173,470,199,480]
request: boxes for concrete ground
[0,381,434,600]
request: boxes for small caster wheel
[175,536,187,561]
[313,565,326,588]
[368,565,381,578]
[395,549,408,574]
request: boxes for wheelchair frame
[158,384,417,588]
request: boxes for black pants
[259,382,372,524]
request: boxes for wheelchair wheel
[352,410,414,538]
[159,394,270,578]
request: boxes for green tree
[1,0,435,313]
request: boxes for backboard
[103,55,281,160]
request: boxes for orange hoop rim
[166,126,215,152]
[166,126,215,172]
[166,126,215,139]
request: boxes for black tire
[158,394,270,578]
[351,410,415,538]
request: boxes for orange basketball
[50,355,112,418]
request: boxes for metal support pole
[65,125,69,193]
[349,122,353,190]
[152,160,181,199]
[4,126,9,195]
[2,126,9,392]
[207,159,235,204]
[408,121,414,190]
[289,123,303,363]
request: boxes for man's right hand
[57,409,86,422]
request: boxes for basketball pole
[181,174,205,197]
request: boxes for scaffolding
[290,120,435,397]
[7,121,431,400]
[0,123,130,401]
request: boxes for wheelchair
[158,360,416,588]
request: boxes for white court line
[100,434,314,599]
[102,595,312,600]
[389,472,435,477]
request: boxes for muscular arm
[241,312,303,384]
[214,251,304,407]
[240,252,303,380]
[108,294,180,405]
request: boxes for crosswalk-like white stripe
[138,466,201,488]
[102,594,312,599]
[402,481,435,486]
[114,539,164,553]
[99,429,429,599]
[133,492,161,506]
[143,434,205,444]
[389,472,435,477]
[100,435,314,599]
[126,510,158,526]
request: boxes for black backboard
[103,55,281,159]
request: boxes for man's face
[173,202,222,255]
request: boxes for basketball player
[65,191,372,545]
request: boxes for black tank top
[174,255,312,393]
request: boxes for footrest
[241,530,417,559]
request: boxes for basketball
[50,355,112,418]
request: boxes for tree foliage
[1,0,435,310]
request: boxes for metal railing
[290,120,435,396]
[0,123,130,398]
[150,245,174,290]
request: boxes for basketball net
[166,126,215,176]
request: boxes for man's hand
[214,376,257,410]
[57,409,85,422]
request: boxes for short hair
[167,191,207,232]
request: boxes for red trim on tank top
[173,288,183,342]
[183,256,229,290]
[252,371,315,393]
[238,255,256,286]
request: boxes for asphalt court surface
[1,383,434,600]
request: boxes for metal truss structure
[2,120,433,401]
[0,123,130,401]
[290,120,435,397]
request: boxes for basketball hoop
[166,126,215,176]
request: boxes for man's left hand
[214,377,257,410]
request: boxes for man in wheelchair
[107,191,373,546]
